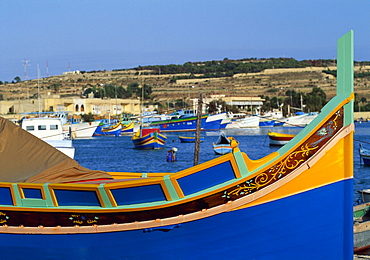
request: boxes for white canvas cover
[0,117,112,183]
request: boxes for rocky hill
[1,64,369,106]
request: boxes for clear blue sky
[1,0,369,82]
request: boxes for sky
[0,0,369,82]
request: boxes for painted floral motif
[222,109,343,199]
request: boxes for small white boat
[21,117,75,158]
[282,112,319,127]
[63,121,100,138]
[226,116,259,129]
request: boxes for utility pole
[193,93,203,166]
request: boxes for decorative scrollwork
[224,144,319,198]
[222,108,344,200]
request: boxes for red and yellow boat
[267,130,296,146]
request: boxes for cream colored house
[190,95,265,114]
[0,96,146,120]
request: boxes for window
[23,188,43,199]
[26,126,35,131]
[50,125,58,130]
[111,184,166,205]
[38,125,47,130]
[54,189,101,207]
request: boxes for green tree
[13,76,21,83]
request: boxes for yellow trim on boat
[233,124,354,210]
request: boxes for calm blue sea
[73,123,370,203]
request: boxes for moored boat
[359,143,370,165]
[93,120,122,137]
[225,116,259,129]
[132,127,166,149]
[121,121,135,134]
[20,117,75,158]
[354,197,370,253]
[267,130,296,146]
[178,135,204,143]
[0,31,355,259]
[212,133,234,155]
[282,112,319,127]
[258,118,275,127]
[149,114,207,132]
[63,121,100,138]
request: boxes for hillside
[1,60,370,109]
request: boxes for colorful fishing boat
[359,143,370,165]
[213,133,234,155]
[132,127,166,149]
[121,121,135,134]
[0,31,354,259]
[178,135,204,143]
[93,120,122,137]
[267,130,296,146]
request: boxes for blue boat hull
[93,125,121,137]
[151,117,207,132]
[0,180,352,259]
[203,118,222,130]
[259,120,275,127]
[213,145,232,155]
[362,156,370,165]
[179,136,204,143]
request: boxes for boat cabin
[21,118,66,141]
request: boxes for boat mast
[37,64,41,117]
[140,82,144,136]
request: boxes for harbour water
[73,123,370,203]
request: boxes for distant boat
[204,112,228,130]
[62,121,100,138]
[93,120,122,137]
[20,117,75,158]
[178,135,204,143]
[132,127,166,149]
[213,133,234,155]
[281,112,319,127]
[226,116,260,129]
[259,118,275,127]
[359,143,370,165]
[150,114,207,132]
[354,202,370,253]
[267,130,296,146]
[121,121,135,134]
[51,112,99,138]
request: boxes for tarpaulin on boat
[0,117,113,183]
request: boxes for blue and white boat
[212,133,233,155]
[178,135,204,143]
[149,113,208,132]
[93,119,122,137]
